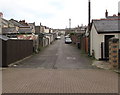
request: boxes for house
[49,28,53,33]
[19,20,29,26]
[9,19,24,27]
[2,18,14,28]
[28,22,35,33]
[2,27,18,39]
[35,26,40,34]
[44,27,50,33]
[18,27,33,34]
[40,25,45,33]
[90,17,120,60]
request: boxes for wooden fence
[2,39,33,67]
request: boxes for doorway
[104,35,114,60]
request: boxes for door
[104,35,114,60]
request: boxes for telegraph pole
[88,0,91,29]
[88,0,91,56]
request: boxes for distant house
[40,25,45,33]
[2,18,14,28]
[69,26,86,49]
[18,27,33,34]
[44,27,50,33]
[49,28,53,33]
[35,26,40,34]
[2,27,18,39]
[9,19,24,27]
[19,20,29,26]
[28,22,35,33]
[90,18,120,60]
[2,27,18,34]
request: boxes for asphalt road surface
[10,35,95,69]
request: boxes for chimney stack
[105,10,108,18]
[40,22,41,26]
[118,12,120,16]
[0,12,3,18]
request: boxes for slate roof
[93,19,120,34]
[29,23,35,27]
[9,19,24,27]
[18,28,33,34]
[2,18,14,26]
[0,35,9,41]
[2,27,17,34]
[107,16,119,19]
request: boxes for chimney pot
[105,10,108,18]
[118,13,120,16]
[113,14,116,16]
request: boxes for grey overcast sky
[0,0,119,29]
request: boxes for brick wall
[109,38,119,67]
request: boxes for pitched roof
[93,18,120,34]
[9,19,24,27]
[2,27,17,34]
[2,18,14,26]
[0,35,9,41]
[18,27,33,34]
[106,15,118,19]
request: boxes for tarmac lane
[9,36,95,69]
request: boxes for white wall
[90,24,103,59]
[50,29,53,33]
[46,36,51,45]
[51,34,54,42]
[44,28,49,33]
[90,24,119,60]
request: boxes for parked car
[65,38,72,44]
[56,36,61,40]
[65,35,70,39]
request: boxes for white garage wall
[91,24,119,60]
